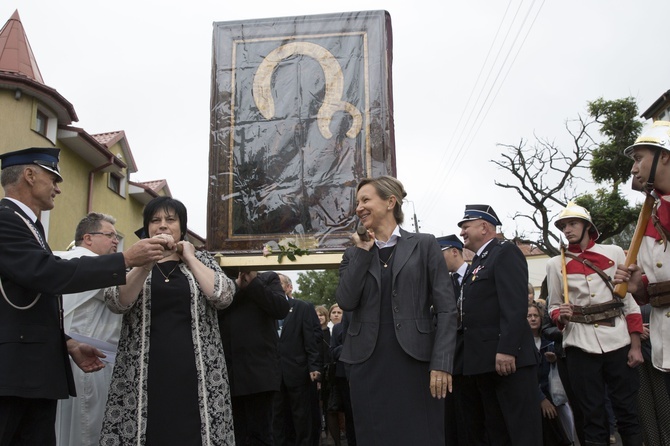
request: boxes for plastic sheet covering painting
[208,10,395,253]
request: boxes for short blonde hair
[357,176,408,225]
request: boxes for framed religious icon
[208,10,395,253]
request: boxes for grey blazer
[335,228,457,372]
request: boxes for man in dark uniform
[457,204,542,445]
[273,274,322,446]
[436,235,469,446]
[218,270,290,446]
[0,147,170,445]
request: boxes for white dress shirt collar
[3,197,37,223]
[375,225,402,249]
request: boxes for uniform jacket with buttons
[0,198,127,400]
[637,193,670,370]
[547,240,643,355]
[336,229,457,373]
[460,238,538,375]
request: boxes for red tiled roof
[0,10,43,83]
[137,179,167,193]
[91,130,138,173]
[92,131,124,148]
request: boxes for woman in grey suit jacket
[335,176,457,446]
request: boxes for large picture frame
[208,10,395,253]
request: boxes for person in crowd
[436,234,470,446]
[615,120,670,402]
[330,313,356,446]
[55,213,124,446]
[99,196,239,445]
[528,302,572,446]
[335,175,457,445]
[458,203,542,445]
[541,278,586,446]
[219,270,290,445]
[0,147,169,445]
[273,274,321,446]
[316,306,330,337]
[315,305,341,446]
[635,304,670,446]
[548,201,643,446]
[328,303,342,330]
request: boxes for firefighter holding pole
[548,202,644,446]
[615,120,670,403]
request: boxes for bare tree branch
[491,97,641,257]
[491,117,596,256]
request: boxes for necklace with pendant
[155,261,179,282]
[379,247,396,269]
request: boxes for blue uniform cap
[457,204,501,227]
[0,147,62,181]
[436,234,464,251]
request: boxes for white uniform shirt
[547,242,642,355]
[638,194,670,371]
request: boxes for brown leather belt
[649,280,670,308]
[571,300,623,325]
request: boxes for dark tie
[451,272,460,290]
[452,272,463,329]
[468,255,479,274]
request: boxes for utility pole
[406,200,420,233]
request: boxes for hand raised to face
[152,234,178,257]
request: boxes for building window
[35,110,48,136]
[108,173,122,195]
[661,106,670,121]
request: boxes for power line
[418,1,545,225]
[425,0,515,194]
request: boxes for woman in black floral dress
[100,197,241,445]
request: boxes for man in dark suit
[273,274,322,446]
[218,270,290,446]
[458,204,541,445]
[436,235,469,446]
[0,147,170,445]
[330,314,356,446]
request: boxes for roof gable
[92,131,138,173]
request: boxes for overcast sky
[3,0,669,245]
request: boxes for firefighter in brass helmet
[548,201,644,446]
[615,120,670,405]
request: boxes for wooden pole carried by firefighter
[613,185,657,299]
[560,243,569,304]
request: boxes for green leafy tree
[293,269,339,308]
[588,97,643,185]
[493,97,643,256]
